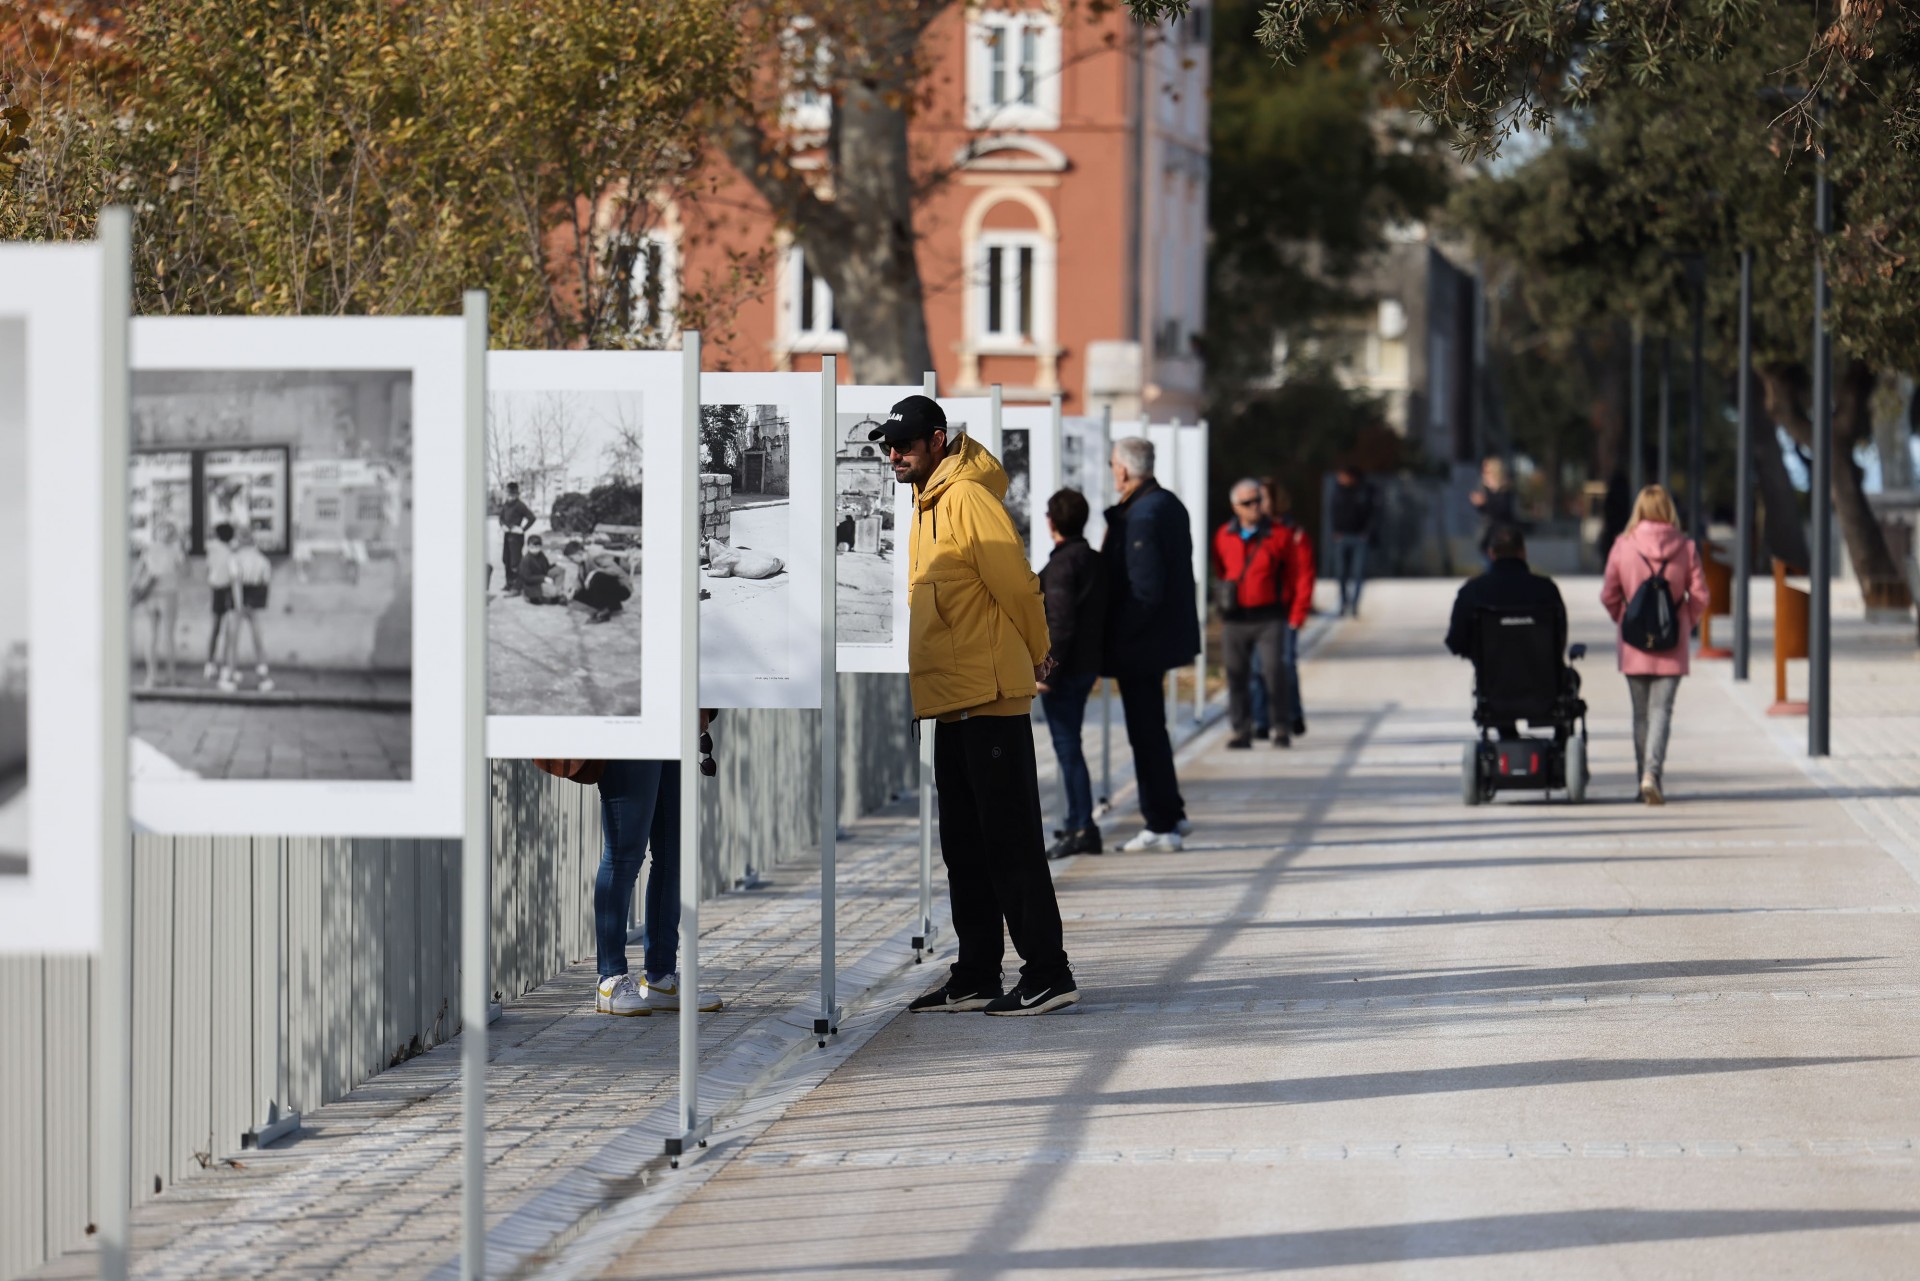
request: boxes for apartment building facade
[653,3,1212,419]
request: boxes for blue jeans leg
[1281,624,1303,727]
[1249,647,1269,735]
[1040,670,1098,831]
[595,760,678,982]
[1335,535,1368,614]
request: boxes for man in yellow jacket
[873,395,1080,1016]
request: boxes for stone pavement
[130,699,410,781]
[567,579,1920,1279]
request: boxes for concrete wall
[0,673,913,1281]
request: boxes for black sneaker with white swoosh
[984,977,1080,1016]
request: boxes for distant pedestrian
[877,395,1079,1016]
[203,521,236,682]
[1327,465,1378,617]
[1214,479,1308,749]
[1247,478,1314,745]
[1038,488,1108,859]
[1469,456,1518,563]
[1601,484,1707,806]
[1101,435,1200,852]
[499,482,536,586]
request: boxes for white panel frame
[128,317,467,838]
[698,371,825,710]
[0,243,109,953]
[483,351,688,759]
[833,383,918,674]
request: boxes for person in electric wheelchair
[1445,525,1590,803]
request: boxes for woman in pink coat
[1601,484,1709,805]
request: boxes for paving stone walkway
[567,579,1920,1280]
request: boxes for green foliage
[1,0,743,347]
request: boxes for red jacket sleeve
[1287,528,1316,628]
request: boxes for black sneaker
[909,981,1000,1013]
[1072,826,1103,855]
[1292,717,1308,737]
[1227,733,1253,750]
[984,977,1080,1016]
[1272,728,1292,748]
[1046,832,1078,860]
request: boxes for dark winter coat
[1445,558,1569,662]
[1328,478,1378,538]
[1099,479,1200,677]
[1040,536,1108,678]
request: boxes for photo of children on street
[487,389,647,718]
[0,318,27,874]
[129,370,414,783]
[699,403,792,678]
[1002,425,1032,559]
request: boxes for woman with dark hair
[1037,488,1107,858]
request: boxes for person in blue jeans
[1037,489,1108,858]
[593,756,723,1017]
[1327,465,1377,617]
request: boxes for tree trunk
[806,75,933,384]
[1747,368,1810,569]
[1759,361,1908,606]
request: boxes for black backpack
[1622,552,1681,652]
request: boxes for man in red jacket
[1213,478,1314,748]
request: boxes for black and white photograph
[700,402,793,675]
[2,241,111,952]
[485,351,688,760]
[1001,425,1032,561]
[488,389,646,717]
[1002,404,1062,571]
[129,369,414,785]
[700,372,823,709]
[1061,416,1108,548]
[834,384,916,673]
[0,319,26,877]
[130,317,467,838]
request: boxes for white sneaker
[645,972,723,1013]
[1174,819,1194,837]
[596,973,647,1016]
[1119,828,1184,853]
[203,661,218,680]
[1640,774,1666,806]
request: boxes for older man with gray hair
[1099,435,1200,852]
[1212,477,1304,748]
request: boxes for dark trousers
[1248,625,1303,733]
[1333,534,1368,614]
[574,571,631,612]
[934,714,1071,990]
[502,530,525,582]
[594,760,680,981]
[1223,617,1284,737]
[1039,669,1099,832]
[1116,671,1186,833]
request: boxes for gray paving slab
[575,579,1920,1280]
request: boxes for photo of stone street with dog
[128,370,413,783]
[487,389,647,718]
[834,411,899,646]
[699,403,792,677]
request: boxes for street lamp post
[1733,249,1754,682]
[1809,141,1833,757]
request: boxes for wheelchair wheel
[1566,734,1589,803]
[1461,743,1482,806]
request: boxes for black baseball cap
[868,395,947,447]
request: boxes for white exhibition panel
[483,351,688,759]
[698,371,825,710]
[1061,415,1110,550]
[936,394,991,449]
[833,383,917,674]
[129,317,467,838]
[1000,404,1061,572]
[0,242,108,953]
[1177,423,1210,591]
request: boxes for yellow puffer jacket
[908,434,1051,718]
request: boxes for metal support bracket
[666,1117,714,1168]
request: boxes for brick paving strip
[33,625,1249,1281]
